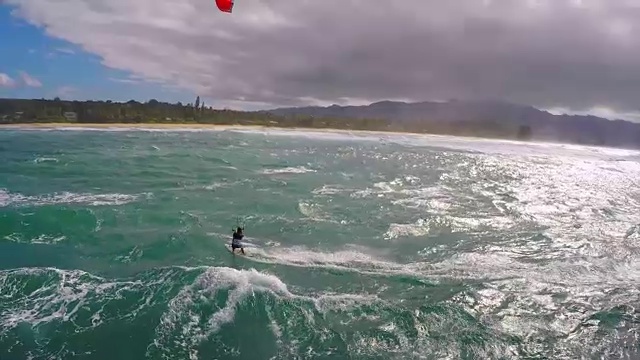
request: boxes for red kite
[215,0,234,13]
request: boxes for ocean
[1,126,639,359]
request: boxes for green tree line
[0,97,532,140]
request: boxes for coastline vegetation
[0,97,533,140]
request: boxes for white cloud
[19,71,42,87]
[546,106,640,122]
[55,47,75,55]
[54,86,76,98]
[5,0,640,118]
[108,77,141,84]
[0,73,16,88]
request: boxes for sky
[2,0,640,121]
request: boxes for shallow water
[1,127,640,359]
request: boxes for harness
[232,232,243,245]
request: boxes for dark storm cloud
[6,0,640,118]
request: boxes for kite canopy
[215,0,234,13]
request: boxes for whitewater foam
[297,201,338,223]
[260,166,317,175]
[33,157,59,163]
[3,233,66,245]
[0,189,147,207]
[149,266,383,359]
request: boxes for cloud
[55,47,75,55]
[547,106,640,123]
[54,85,76,98]
[19,71,42,87]
[0,73,16,88]
[108,77,141,84]
[6,0,640,118]
[0,71,42,89]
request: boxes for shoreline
[1,123,637,152]
[0,122,452,138]
[0,123,268,130]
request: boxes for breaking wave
[0,189,148,208]
[260,166,317,175]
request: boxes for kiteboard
[225,244,253,257]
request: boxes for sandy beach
[0,122,571,148]
[0,123,269,131]
[1,122,595,152]
[0,122,425,138]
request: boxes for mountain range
[266,100,640,148]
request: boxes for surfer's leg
[241,247,245,255]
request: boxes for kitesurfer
[231,226,245,254]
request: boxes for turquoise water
[1,127,640,359]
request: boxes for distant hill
[2,97,640,148]
[269,100,543,124]
[267,100,640,148]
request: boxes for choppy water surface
[1,127,640,359]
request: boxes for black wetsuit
[231,231,243,249]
